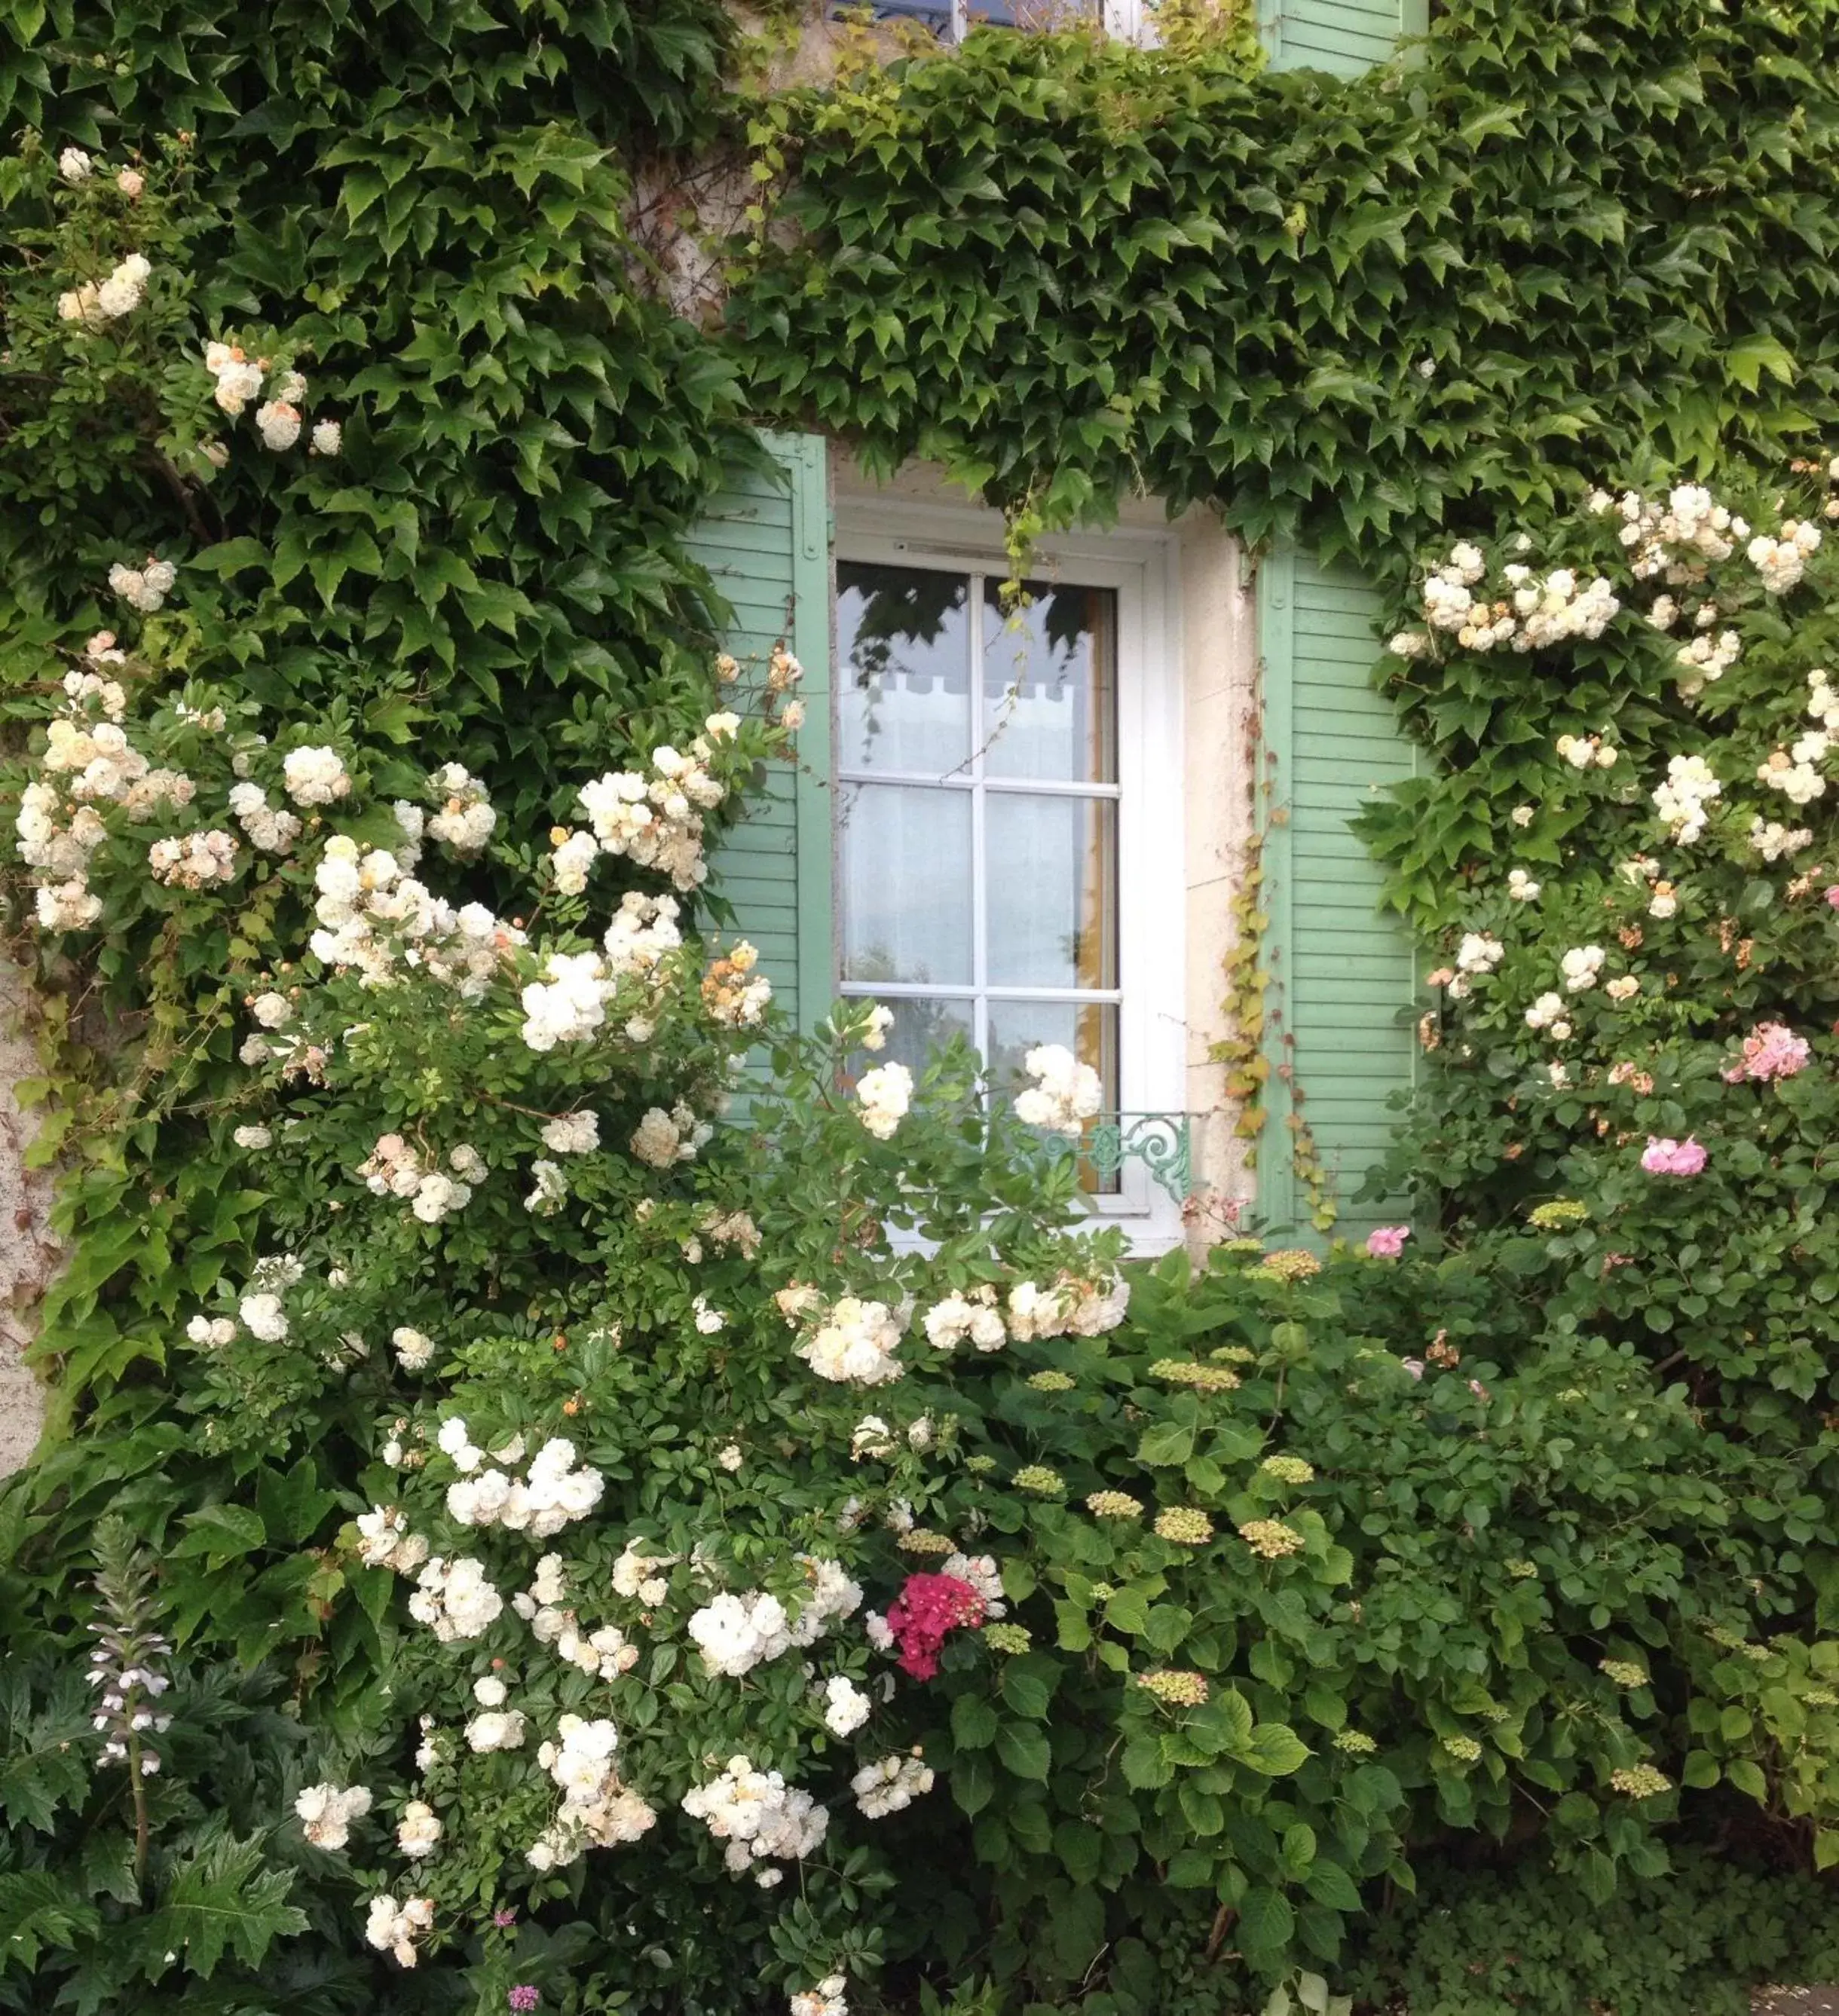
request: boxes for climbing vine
[730,0,1839,563]
[724,0,1839,1185]
[8,1,1839,2011]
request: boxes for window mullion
[969,572,990,1068]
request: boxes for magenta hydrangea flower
[1641,1136,1707,1176]
[886,1572,986,1680]
[509,1990,540,2014]
[1366,1225,1410,1259]
[1826,886,1839,909]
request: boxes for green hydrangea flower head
[1149,1359,1241,1392]
[1013,1464,1065,1497]
[1610,1764,1671,1797]
[1249,1248,1322,1286]
[1238,1518,1305,1559]
[1134,1669,1210,1707]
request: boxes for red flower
[886,1572,985,1681]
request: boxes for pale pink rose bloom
[1729,1022,1810,1082]
[1640,1136,1706,1176]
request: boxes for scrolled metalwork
[1035,1111,1195,1202]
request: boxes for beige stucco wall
[1170,509,1259,1229]
[626,11,920,323]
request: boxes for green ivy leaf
[168,1504,266,1568]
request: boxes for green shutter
[1256,546,1418,1239]
[687,431,834,1035]
[1258,0,1427,72]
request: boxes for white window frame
[833,497,1186,1250]
[1099,0,1155,43]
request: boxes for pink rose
[1729,1022,1810,1082]
[1366,1225,1410,1259]
[1641,1136,1706,1176]
[1826,886,1839,909]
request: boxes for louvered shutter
[689,432,834,1036]
[1256,546,1418,1238]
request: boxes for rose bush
[1357,463,1839,1869]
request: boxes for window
[835,0,1152,47]
[834,506,1183,1229]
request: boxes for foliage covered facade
[8,2,1839,2014]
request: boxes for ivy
[732,1,1839,564]
[0,0,758,863]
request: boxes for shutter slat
[1259,0,1427,76]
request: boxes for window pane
[842,994,975,1081]
[838,562,972,776]
[982,580,1117,782]
[965,0,1100,24]
[984,793,1117,989]
[990,999,1120,1193]
[988,999,1118,1107]
[836,0,950,29]
[840,784,974,985]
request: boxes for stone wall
[0,958,53,1477]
